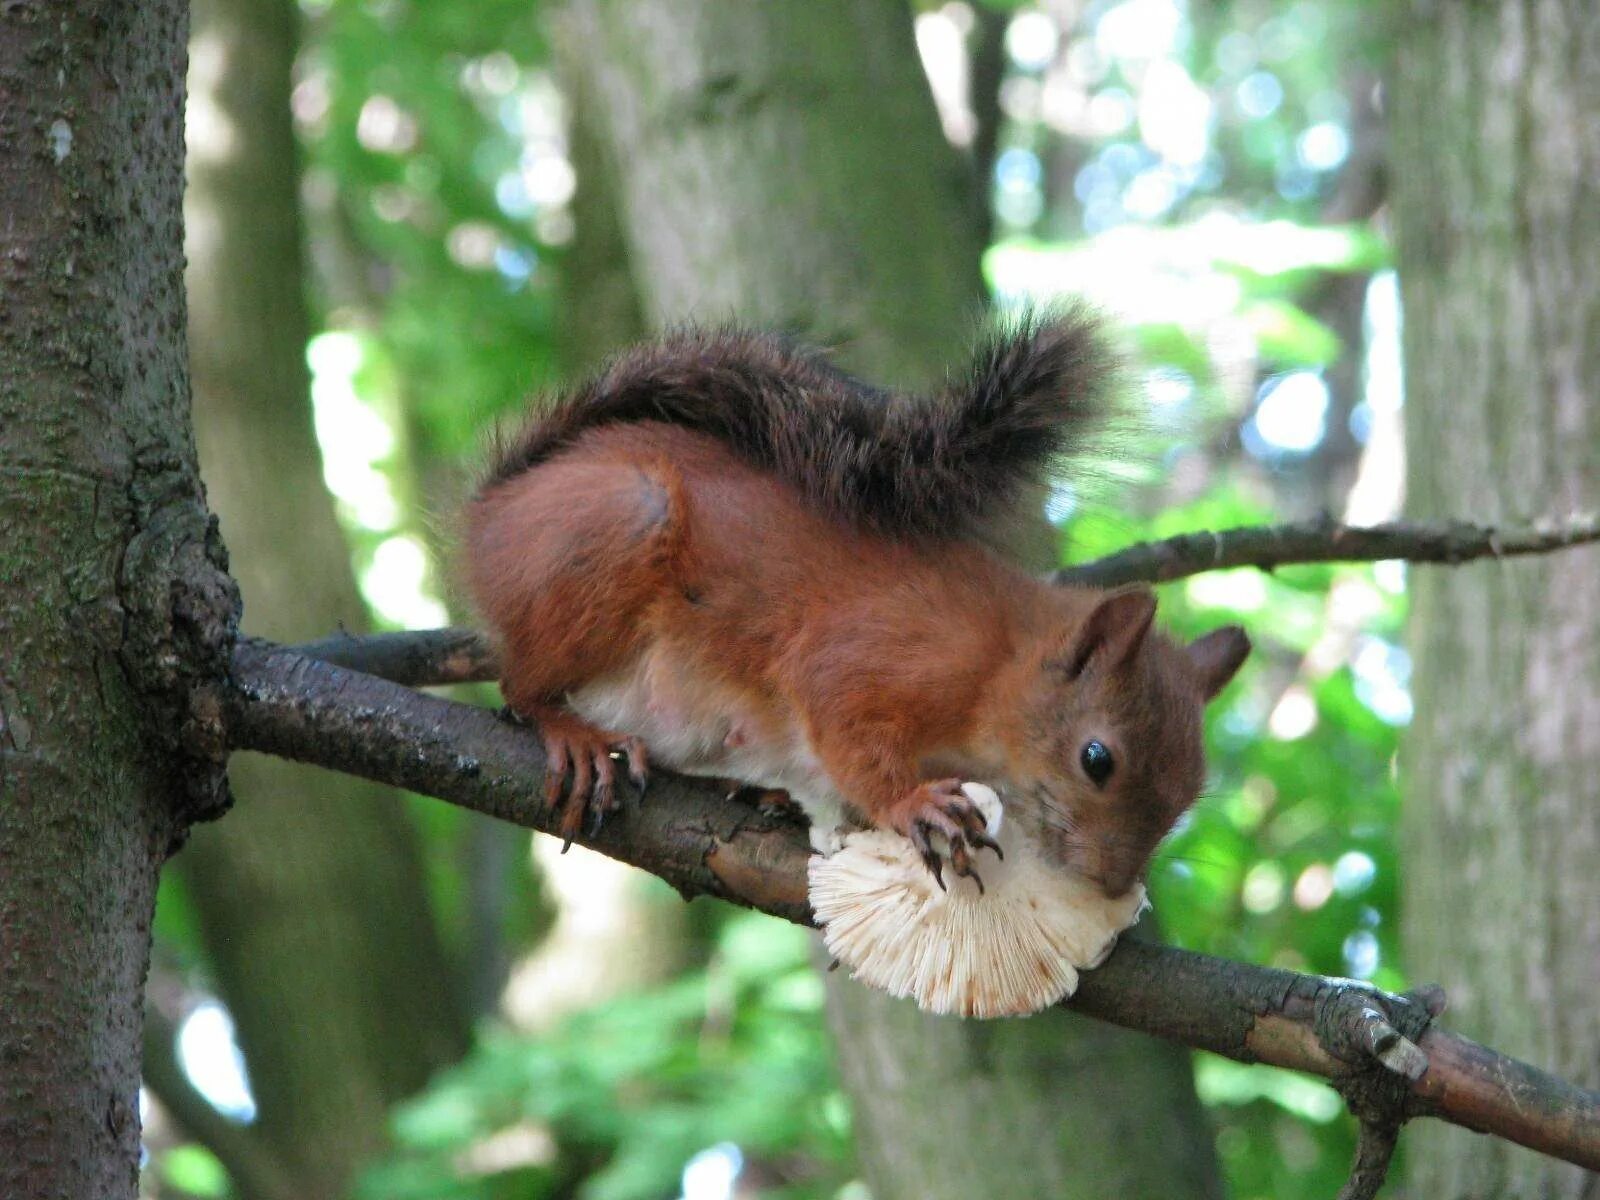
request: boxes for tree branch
[228,639,811,921]
[1335,1120,1398,1200]
[1052,514,1600,589]
[292,515,1600,688]
[291,626,499,688]
[225,638,1600,1175]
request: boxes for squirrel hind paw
[809,823,849,857]
[532,714,649,850]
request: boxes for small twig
[291,626,498,688]
[1310,984,1440,1197]
[1336,1119,1399,1200]
[1054,514,1600,589]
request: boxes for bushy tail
[483,307,1116,539]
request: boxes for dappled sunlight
[1186,567,1269,613]
[503,840,688,1032]
[365,535,449,628]
[177,1001,256,1124]
[306,331,454,628]
[308,331,400,533]
[1246,370,1329,456]
[1268,684,1318,740]
[678,1142,743,1200]
[915,5,978,148]
[186,29,238,165]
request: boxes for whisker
[1149,850,1232,871]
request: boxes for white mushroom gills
[808,783,1148,1018]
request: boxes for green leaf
[158,1145,231,1198]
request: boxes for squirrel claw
[613,739,650,807]
[611,751,649,809]
[908,825,940,896]
[895,779,1002,890]
[909,820,947,890]
[969,830,1003,861]
[935,842,985,894]
[539,715,645,850]
[754,788,804,820]
[945,831,987,894]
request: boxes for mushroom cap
[808,786,1147,1018]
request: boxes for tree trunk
[177,0,470,1192]
[1394,3,1600,1197]
[559,3,1223,1196]
[564,0,986,383]
[0,3,235,1195]
[827,955,1224,1199]
[553,25,649,375]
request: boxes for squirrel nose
[1098,873,1137,900]
[1080,853,1137,899]
[1063,841,1140,897]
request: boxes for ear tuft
[1187,626,1250,700]
[1057,588,1158,679]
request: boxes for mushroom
[808,783,1147,1018]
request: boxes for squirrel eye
[1080,740,1114,786]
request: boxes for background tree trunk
[0,3,231,1195]
[554,38,649,374]
[559,3,1223,1196]
[563,0,985,381]
[494,27,693,1033]
[176,0,470,1191]
[1394,3,1600,1197]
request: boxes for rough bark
[558,3,1222,1196]
[178,0,469,1191]
[1394,3,1600,1197]
[0,2,235,1195]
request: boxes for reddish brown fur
[467,420,1249,895]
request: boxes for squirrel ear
[1056,588,1158,679]
[1187,626,1250,700]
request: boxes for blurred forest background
[135,1,1595,1199]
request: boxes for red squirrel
[465,313,1249,898]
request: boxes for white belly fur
[565,648,850,844]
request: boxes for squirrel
[465,312,1249,898]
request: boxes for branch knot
[119,498,240,841]
[1315,983,1445,1199]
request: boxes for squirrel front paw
[511,707,649,850]
[885,779,1004,892]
